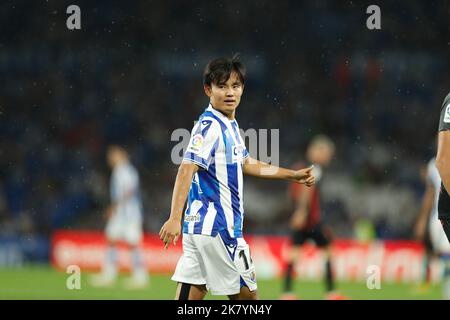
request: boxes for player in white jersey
[90,145,148,289]
[415,157,450,298]
[159,56,315,300]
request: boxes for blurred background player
[414,156,450,299]
[90,145,148,289]
[281,135,344,300]
[412,163,435,293]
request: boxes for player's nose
[225,88,234,96]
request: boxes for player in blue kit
[159,56,316,300]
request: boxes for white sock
[131,247,147,279]
[102,246,118,279]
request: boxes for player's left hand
[293,165,315,187]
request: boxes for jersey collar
[206,103,235,122]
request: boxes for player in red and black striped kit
[436,92,450,244]
[281,135,345,300]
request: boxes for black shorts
[291,224,332,248]
[440,218,450,244]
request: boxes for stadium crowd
[1,1,449,252]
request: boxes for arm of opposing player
[414,180,436,240]
[436,130,450,193]
[159,161,199,249]
[291,185,314,230]
[243,157,316,186]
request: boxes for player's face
[107,149,117,168]
[309,144,334,166]
[204,71,244,118]
[107,147,124,168]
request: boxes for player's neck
[210,104,235,120]
[225,110,235,120]
[114,159,128,168]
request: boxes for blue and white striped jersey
[182,104,249,238]
[110,161,143,220]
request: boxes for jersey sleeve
[183,119,219,170]
[243,144,249,159]
[439,100,450,132]
[236,128,249,159]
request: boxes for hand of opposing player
[103,205,114,221]
[159,218,181,250]
[293,165,315,187]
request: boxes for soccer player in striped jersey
[90,145,148,289]
[281,135,344,300]
[159,56,315,300]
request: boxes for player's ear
[204,84,212,97]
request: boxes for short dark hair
[203,54,246,87]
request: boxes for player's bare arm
[159,161,199,249]
[243,157,315,187]
[291,185,314,230]
[436,130,450,192]
[414,180,436,240]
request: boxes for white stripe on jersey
[182,104,248,238]
[201,202,217,235]
[226,119,246,231]
[188,200,203,234]
[237,156,244,231]
[214,135,235,236]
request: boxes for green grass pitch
[0,265,443,300]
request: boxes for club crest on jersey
[187,134,204,154]
[445,104,450,123]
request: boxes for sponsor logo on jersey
[232,145,245,163]
[233,145,244,156]
[187,134,204,154]
[184,213,200,223]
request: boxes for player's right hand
[159,218,181,250]
[293,165,315,187]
